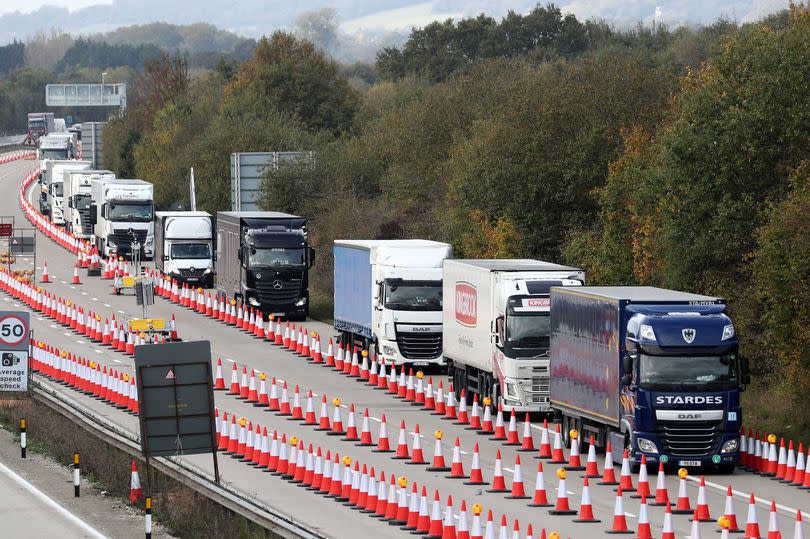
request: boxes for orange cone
[618,449,635,492]
[228,363,239,395]
[408,424,426,464]
[357,408,373,445]
[487,450,508,492]
[631,455,650,498]
[213,359,226,390]
[693,476,711,522]
[466,394,481,430]
[605,485,633,534]
[744,493,760,538]
[548,468,576,515]
[446,437,467,479]
[373,414,392,452]
[426,490,443,537]
[720,485,741,533]
[565,431,585,471]
[536,419,552,458]
[491,404,506,440]
[129,460,142,502]
[573,476,600,523]
[315,395,331,431]
[506,455,529,499]
[662,502,676,539]
[392,420,410,459]
[464,443,487,486]
[72,264,81,284]
[427,432,450,472]
[635,495,652,539]
[527,462,551,507]
[41,262,51,283]
[550,424,565,463]
[650,461,670,506]
[766,501,779,539]
[583,436,600,477]
[672,470,693,514]
[518,413,535,452]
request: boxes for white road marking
[224,358,234,363]
[94,350,102,354]
[91,297,98,301]
[81,292,87,296]
[63,332,71,336]
[76,340,86,344]
[113,359,122,363]
[117,310,124,314]
[60,280,67,284]
[50,325,56,329]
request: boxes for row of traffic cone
[19,166,84,254]
[740,428,810,489]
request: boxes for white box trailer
[443,259,584,412]
[63,169,115,238]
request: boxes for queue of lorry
[27,113,748,470]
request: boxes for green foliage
[0,40,24,76]
[55,38,161,73]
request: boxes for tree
[295,8,339,54]
[24,28,73,71]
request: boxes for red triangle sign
[165,369,175,380]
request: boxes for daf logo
[412,327,431,332]
[272,280,283,290]
[190,267,195,273]
[682,328,696,343]
[678,413,701,420]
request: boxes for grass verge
[0,397,275,539]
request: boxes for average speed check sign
[0,311,30,392]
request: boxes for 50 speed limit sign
[0,313,29,348]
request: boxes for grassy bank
[0,398,274,539]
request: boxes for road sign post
[0,311,31,394]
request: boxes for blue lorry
[549,286,749,471]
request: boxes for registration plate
[412,361,429,367]
[272,313,285,317]
[678,460,701,467]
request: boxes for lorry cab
[622,304,745,469]
[155,211,214,287]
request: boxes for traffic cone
[447,437,467,478]
[550,425,565,464]
[376,359,388,390]
[775,439,787,480]
[470,507,483,539]
[426,491,443,538]
[744,493,760,539]
[303,390,316,425]
[536,419,552,458]
[328,401,345,436]
[129,460,142,502]
[565,432,585,471]
[357,408,373,445]
[72,265,81,284]
[605,485,633,534]
[574,476,600,523]
[488,450,508,492]
[528,462,551,507]
[584,436,600,477]
[618,449,635,492]
[693,476,711,522]
[247,371,259,403]
[290,385,304,420]
[256,374,269,406]
[793,443,806,487]
[662,502,676,539]
[373,415,392,452]
[635,496,652,538]
[599,441,619,485]
[228,363,239,394]
[427,432,450,472]
[315,395,331,431]
[673,471,693,514]
[392,420,410,459]
[783,440,797,483]
[443,385,457,420]
[456,500,469,539]
[766,501,779,539]
[491,404,506,440]
[433,381,445,415]
[465,443,487,486]
[517,414,534,451]
[467,394,481,430]
[212,359,226,390]
[478,398,493,434]
[650,462,670,506]
[442,496,456,539]
[720,485,742,533]
[408,424,426,465]
[413,486,430,532]
[41,262,50,283]
[793,510,804,539]
[548,468,576,515]
[237,367,249,399]
[506,455,529,499]
[455,390,469,424]
[277,382,291,416]
[690,511,703,539]
[268,377,280,411]
[362,467,377,512]
[631,455,650,498]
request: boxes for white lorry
[89,178,155,260]
[63,170,115,238]
[333,240,452,367]
[43,160,91,225]
[443,259,585,412]
[155,211,214,287]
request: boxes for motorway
[1,154,809,538]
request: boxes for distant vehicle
[43,160,91,225]
[549,286,749,471]
[53,118,67,133]
[443,259,585,411]
[27,112,55,140]
[64,169,115,238]
[89,178,155,259]
[333,240,452,367]
[38,133,75,161]
[155,211,214,287]
[216,212,314,320]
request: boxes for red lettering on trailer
[455,282,477,326]
[526,298,550,308]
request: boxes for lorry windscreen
[249,247,305,267]
[108,203,152,221]
[74,194,91,210]
[506,313,550,348]
[172,243,211,259]
[638,354,738,390]
[384,282,442,311]
[42,149,68,159]
[50,182,64,196]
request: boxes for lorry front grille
[78,209,92,234]
[254,280,301,304]
[179,268,206,278]
[656,420,722,457]
[397,332,442,360]
[109,229,147,251]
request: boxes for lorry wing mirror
[308,246,316,268]
[88,204,97,225]
[622,353,633,380]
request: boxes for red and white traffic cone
[650,461,670,506]
[392,420,410,459]
[631,454,650,499]
[693,476,711,522]
[548,469,576,515]
[793,510,804,539]
[228,363,239,395]
[661,502,676,539]
[573,476,600,523]
[277,382,292,416]
[517,413,535,452]
[606,485,633,534]
[488,450,508,492]
[550,424,565,464]
[565,432,585,471]
[720,485,742,533]
[41,262,51,283]
[268,377,280,411]
[465,443,487,486]
[327,401,344,436]
[793,443,806,487]
[672,471,693,514]
[775,438,788,480]
[455,390,469,424]
[129,460,142,502]
[344,404,359,440]
[213,359,225,390]
[766,501,780,539]
[426,491,443,537]
[447,437,467,478]
[618,449,635,492]
[433,381,445,415]
[315,395,331,431]
[583,436,600,477]
[72,264,81,284]
[506,455,529,499]
[504,408,520,445]
[527,462,550,507]
[357,408,373,445]
[744,493,761,538]
[373,414,392,453]
[783,440,797,483]
[427,433,450,472]
[536,419,551,458]
[408,424,426,465]
[491,404,506,440]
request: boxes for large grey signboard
[0,311,30,392]
[134,341,216,458]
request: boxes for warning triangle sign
[165,369,175,380]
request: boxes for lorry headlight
[639,324,656,341]
[637,438,658,453]
[721,439,739,454]
[248,297,260,307]
[504,382,519,399]
[383,346,397,356]
[722,324,735,340]
[204,268,212,274]
[295,297,307,307]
